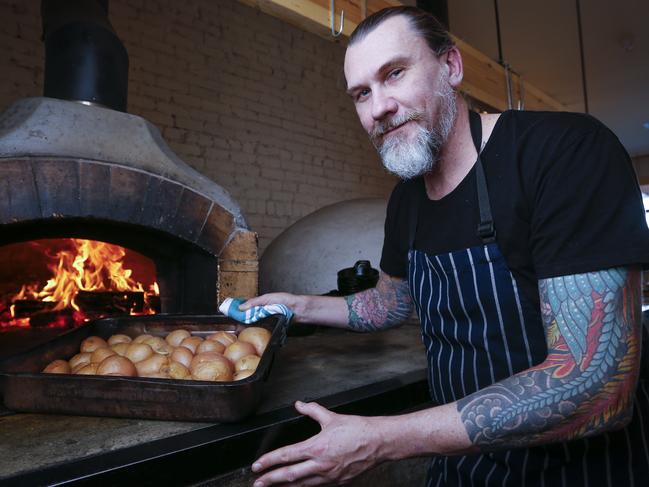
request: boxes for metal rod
[575,0,589,113]
[518,74,525,110]
[493,0,504,64]
[504,63,513,109]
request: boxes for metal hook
[330,0,344,37]
[503,63,513,110]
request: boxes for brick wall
[0,0,396,252]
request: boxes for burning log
[75,291,144,314]
[28,308,79,328]
[11,300,58,318]
[147,294,161,313]
[1,239,159,331]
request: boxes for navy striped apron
[407,110,649,486]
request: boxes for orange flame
[11,239,158,314]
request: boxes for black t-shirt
[380,110,649,307]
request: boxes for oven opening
[0,238,159,332]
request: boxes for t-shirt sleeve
[529,121,649,278]
[380,181,410,278]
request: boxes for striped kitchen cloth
[219,297,294,324]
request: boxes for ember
[0,239,158,330]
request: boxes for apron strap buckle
[477,221,497,243]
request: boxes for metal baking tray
[0,313,289,422]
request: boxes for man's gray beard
[373,87,457,180]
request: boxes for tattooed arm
[454,266,642,450]
[251,268,644,487]
[344,271,413,331]
[241,271,413,330]
[367,267,643,458]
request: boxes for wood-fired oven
[0,0,257,354]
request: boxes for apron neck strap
[407,110,497,251]
[469,110,497,244]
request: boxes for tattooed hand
[457,267,641,450]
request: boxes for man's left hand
[252,401,383,486]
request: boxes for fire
[1,239,158,329]
[14,239,152,311]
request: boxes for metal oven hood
[0,96,245,224]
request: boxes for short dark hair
[348,6,454,57]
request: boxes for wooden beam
[518,78,565,111]
[238,0,356,38]
[453,35,509,111]
[237,0,565,112]
[239,0,403,39]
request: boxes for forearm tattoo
[457,267,641,450]
[345,272,413,331]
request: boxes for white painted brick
[0,0,396,254]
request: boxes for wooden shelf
[238,0,565,112]
[238,0,401,39]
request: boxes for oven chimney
[41,0,128,112]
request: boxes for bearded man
[244,6,649,486]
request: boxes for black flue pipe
[41,0,129,112]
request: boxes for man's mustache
[370,111,424,142]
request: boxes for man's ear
[445,47,463,88]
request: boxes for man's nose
[371,89,398,121]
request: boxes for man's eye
[389,68,403,79]
[357,89,370,101]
